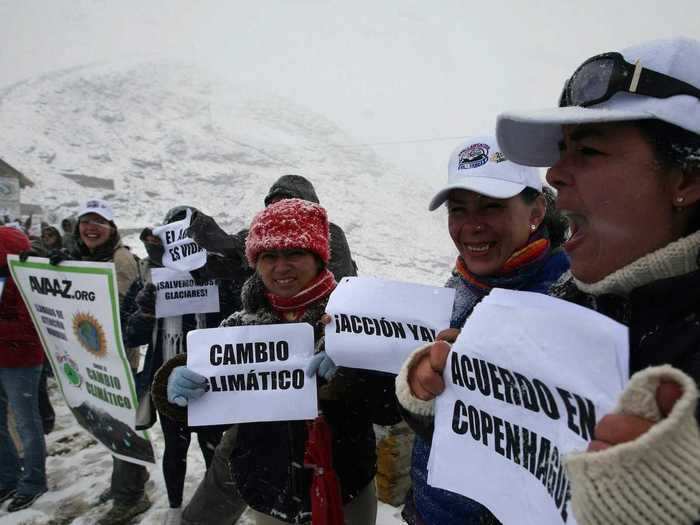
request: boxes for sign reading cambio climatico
[428,289,629,525]
[186,323,318,426]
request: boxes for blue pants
[0,366,47,496]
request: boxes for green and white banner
[8,255,156,465]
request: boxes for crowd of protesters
[1,35,700,525]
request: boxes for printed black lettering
[556,387,580,436]
[533,379,560,420]
[452,400,468,434]
[210,344,222,365]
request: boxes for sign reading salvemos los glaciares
[8,255,155,465]
[151,267,219,318]
[428,289,629,525]
[186,323,318,426]
[324,276,455,374]
[152,208,207,272]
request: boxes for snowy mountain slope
[0,61,457,524]
[0,62,453,285]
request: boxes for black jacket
[121,258,243,403]
[221,273,400,523]
[551,270,700,416]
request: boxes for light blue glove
[167,366,208,407]
[306,351,338,381]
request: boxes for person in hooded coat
[40,226,62,252]
[120,206,241,525]
[153,199,399,525]
[61,217,79,255]
[187,174,357,285]
[0,226,48,512]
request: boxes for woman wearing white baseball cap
[396,135,569,524]
[496,37,700,524]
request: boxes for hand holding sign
[152,208,207,272]
[408,341,451,401]
[588,380,683,452]
[427,289,629,525]
[167,366,208,407]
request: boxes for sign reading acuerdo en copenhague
[8,256,155,465]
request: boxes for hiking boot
[97,487,113,504]
[0,488,16,504]
[7,491,46,512]
[164,507,182,525]
[97,494,151,525]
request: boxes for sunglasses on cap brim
[559,51,700,108]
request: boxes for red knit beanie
[245,198,330,267]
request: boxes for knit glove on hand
[566,365,700,525]
[48,248,71,265]
[307,351,338,382]
[167,366,209,407]
[185,211,240,255]
[19,248,46,261]
[135,283,157,316]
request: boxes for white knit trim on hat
[566,365,700,525]
[395,343,437,417]
[574,230,700,296]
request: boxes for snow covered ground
[0,379,406,525]
[0,62,424,525]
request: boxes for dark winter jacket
[0,227,44,368]
[189,174,357,283]
[221,273,399,523]
[120,258,243,410]
[551,270,700,416]
[400,248,570,525]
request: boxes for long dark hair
[636,119,700,234]
[520,186,568,248]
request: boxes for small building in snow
[0,158,34,220]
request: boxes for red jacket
[0,227,44,368]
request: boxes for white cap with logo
[78,199,114,222]
[428,135,543,211]
[497,37,700,167]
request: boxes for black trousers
[159,410,223,508]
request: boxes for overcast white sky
[2,0,699,180]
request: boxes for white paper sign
[324,276,455,374]
[428,288,629,525]
[152,208,207,272]
[187,323,318,426]
[8,256,156,465]
[151,267,220,318]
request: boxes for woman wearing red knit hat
[155,198,400,525]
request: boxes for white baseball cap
[497,37,700,167]
[78,199,114,222]
[428,135,543,211]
